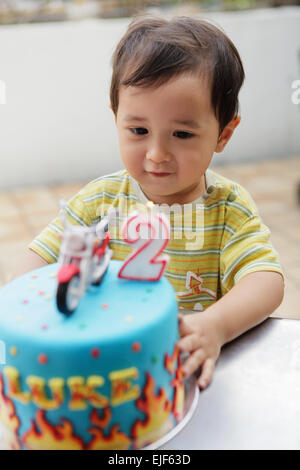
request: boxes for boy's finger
[197,358,215,390]
[177,333,200,353]
[181,348,206,378]
[178,313,184,322]
[178,316,194,336]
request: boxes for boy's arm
[10,249,49,282]
[208,270,284,344]
[178,270,284,388]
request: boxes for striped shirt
[28,169,283,311]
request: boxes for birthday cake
[0,260,183,450]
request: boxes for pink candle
[118,208,170,282]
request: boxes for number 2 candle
[118,208,170,282]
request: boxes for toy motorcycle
[56,203,112,315]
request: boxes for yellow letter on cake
[109,367,140,406]
[67,376,109,410]
[26,376,64,410]
[3,366,31,404]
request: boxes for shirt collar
[129,169,220,211]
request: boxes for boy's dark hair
[110,13,245,134]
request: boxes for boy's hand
[177,310,224,390]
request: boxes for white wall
[0,6,299,189]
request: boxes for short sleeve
[28,191,93,263]
[220,215,284,294]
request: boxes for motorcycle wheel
[56,274,81,315]
[91,266,108,286]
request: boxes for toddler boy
[17,14,284,389]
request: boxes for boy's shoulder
[76,169,134,199]
[206,168,259,222]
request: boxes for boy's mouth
[148,172,172,178]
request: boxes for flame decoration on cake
[22,410,85,450]
[131,373,173,449]
[170,363,184,422]
[86,408,130,450]
[0,373,21,449]
[165,345,185,421]
[21,408,131,450]
[165,344,179,375]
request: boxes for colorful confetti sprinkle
[9,347,18,357]
[38,354,48,364]
[91,348,100,358]
[132,342,141,352]
[125,316,133,323]
[101,303,109,309]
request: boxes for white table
[163,318,300,450]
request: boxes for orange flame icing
[164,344,179,375]
[20,407,131,450]
[87,424,131,450]
[131,373,173,449]
[171,358,184,421]
[165,344,185,421]
[0,373,21,449]
[86,407,130,450]
[90,406,112,428]
[22,410,85,450]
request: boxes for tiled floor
[0,156,299,319]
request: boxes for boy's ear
[215,115,241,153]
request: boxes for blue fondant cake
[0,260,183,450]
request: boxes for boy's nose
[146,144,172,163]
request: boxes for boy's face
[114,73,237,205]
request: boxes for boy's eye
[174,131,193,139]
[130,127,148,135]
[129,128,193,139]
